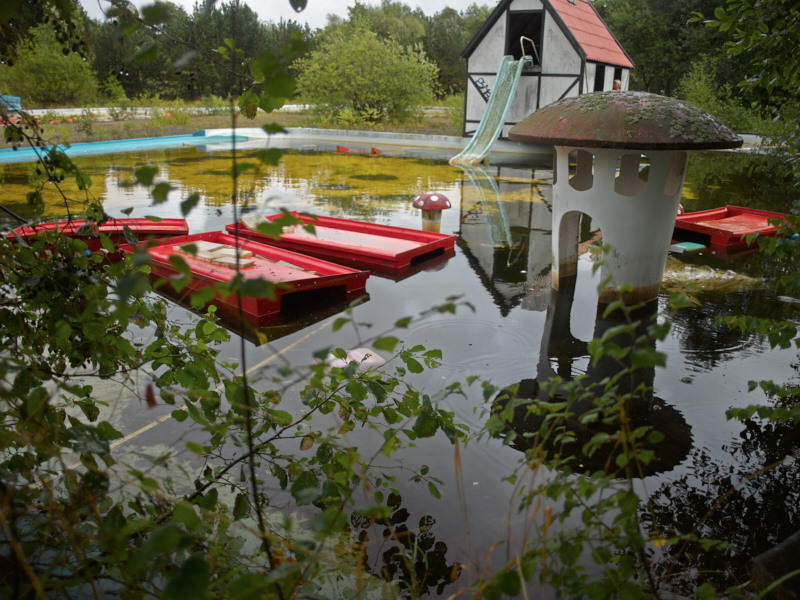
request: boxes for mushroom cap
[509,91,743,151]
[413,192,451,210]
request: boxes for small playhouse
[459,0,633,140]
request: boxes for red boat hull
[8,218,189,255]
[227,212,456,277]
[122,231,369,326]
[673,205,787,250]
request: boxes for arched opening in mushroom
[568,149,593,192]
[556,209,602,340]
[614,153,650,196]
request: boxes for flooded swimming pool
[3,142,800,595]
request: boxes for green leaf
[263,73,295,99]
[190,287,215,309]
[185,400,209,426]
[141,3,171,24]
[427,481,441,499]
[592,546,612,565]
[374,336,399,352]
[162,554,210,600]
[239,278,276,298]
[152,182,172,204]
[413,411,438,437]
[332,317,349,332]
[98,233,115,253]
[75,171,92,190]
[194,489,218,511]
[135,166,158,186]
[233,493,249,520]
[257,148,283,166]
[494,571,521,596]
[310,506,347,536]
[238,90,259,119]
[557,541,581,566]
[403,357,423,373]
[96,421,123,441]
[265,408,292,426]
[231,162,255,177]
[290,471,319,505]
[249,52,280,80]
[135,44,159,63]
[262,123,286,135]
[26,190,44,214]
[181,193,200,216]
[228,573,271,600]
[173,500,202,529]
[186,441,204,455]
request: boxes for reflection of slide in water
[449,55,531,166]
[460,165,513,250]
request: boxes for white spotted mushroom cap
[413,193,452,210]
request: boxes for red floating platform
[8,218,189,253]
[673,205,787,250]
[122,231,369,326]
[226,212,456,278]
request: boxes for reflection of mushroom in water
[491,380,693,478]
[413,193,451,233]
[491,280,693,478]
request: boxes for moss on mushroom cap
[509,91,743,151]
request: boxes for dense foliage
[0,0,487,113]
[2,0,800,597]
[704,0,800,184]
[0,23,98,105]
[295,22,438,125]
[594,0,734,96]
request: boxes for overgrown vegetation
[295,22,437,125]
[0,23,98,106]
[0,0,489,121]
[2,0,800,597]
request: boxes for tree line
[0,0,795,134]
[0,0,795,138]
[0,0,491,108]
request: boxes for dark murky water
[3,142,800,595]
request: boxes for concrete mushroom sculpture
[509,91,742,305]
[413,192,452,232]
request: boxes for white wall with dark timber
[461,0,633,138]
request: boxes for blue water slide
[450,55,531,166]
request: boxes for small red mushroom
[413,192,451,232]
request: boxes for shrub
[76,108,97,138]
[103,75,128,103]
[295,23,437,125]
[441,93,464,134]
[676,54,768,133]
[0,24,98,106]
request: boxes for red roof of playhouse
[550,0,633,68]
[461,0,634,69]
